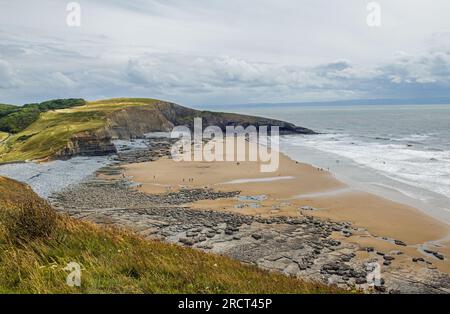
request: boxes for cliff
[0,98,315,162]
[53,130,117,160]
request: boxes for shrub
[0,104,19,119]
[0,107,41,133]
[0,99,86,134]
[23,98,86,112]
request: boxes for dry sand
[124,140,450,273]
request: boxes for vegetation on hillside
[0,99,85,134]
[23,99,86,112]
[0,107,41,133]
[0,176,341,294]
[0,104,18,119]
[0,98,160,162]
[0,132,8,142]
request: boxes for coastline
[278,137,450,226]
[123,140,450,274]
[2,134,449,292]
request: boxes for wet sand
[123,141,450,274]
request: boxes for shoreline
[122,141,450,275]
[278,139,450,227]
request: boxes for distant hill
[199,97,450,109]
[0,98,314,163]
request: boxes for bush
[0,107,41,133]
[23,98,86,112]
[0,104,19,119]
[1,198,57,242]
[0,99,86,134]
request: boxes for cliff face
[53,101,315,159]
[53,130,117,160]
[105,105,174,139]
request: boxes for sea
[211,104,450,225]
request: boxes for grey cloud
[4,47,450,105]
[1,1,450,104]
[380,52,450,85]
[0,59,19,88]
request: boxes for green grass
[0,98,161,162]
[0,176,343,294]
[0,132,8,142]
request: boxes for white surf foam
[283,134,450,200]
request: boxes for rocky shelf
[51,180,450,294]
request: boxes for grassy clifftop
[0,176,339,293]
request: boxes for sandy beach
[124,140,450,274]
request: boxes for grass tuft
[1,198,57,243]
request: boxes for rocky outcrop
[104,105,174,139]
[154,102,316,135]
[52,179,450,294]
[53,101,315,159]
[104,101,316,139]
[53,130,117,160]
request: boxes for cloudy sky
[1,0,450,106]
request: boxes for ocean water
[218,104,450,224]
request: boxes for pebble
[251,234,262,240]
[225,229,234,235]
[394,240,407,246]
[301,206,317,211]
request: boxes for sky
[1,0,450,106]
